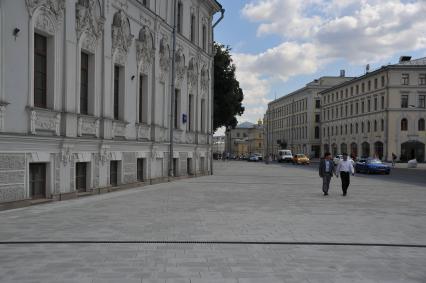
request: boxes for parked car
[292,154,310,165]
[278,149,293,163]
[254,153,263,161]
[248,154,260,162]
[355,158,391,174]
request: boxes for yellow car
[292,154,310,165]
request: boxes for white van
[278,149,293,163]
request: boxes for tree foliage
[213,43,244,131]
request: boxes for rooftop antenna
[274,91,277,100]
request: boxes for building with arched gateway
[320,56,426,162]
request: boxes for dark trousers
[340,171,350,194]
[322,173,332,193]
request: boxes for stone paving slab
[0,161,425,282]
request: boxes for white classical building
[264,75,353,158]
[320,57,426,162]
[0,0,222,203]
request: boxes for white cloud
[233,0,426,123]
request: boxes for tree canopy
[213,43,244,131]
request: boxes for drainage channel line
[0,241,425,248]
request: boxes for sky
[213,0,426,135]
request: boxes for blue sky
[213,0,426,130]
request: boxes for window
[315,126,319,139]
[174,89,180,129]
[367,121,370,133]
[361,82,365,93]
[350,124,353,134]
[201,98,206,133]
[381,76,385,87]
[110,161,119,186]
[177,2,183,34]
[190,14,195,43]
[368,81,371,91]
[381,119,384,131]
[356,103,359,114]
[315,114,320,123]
[76,162,87,193]
[350,86,353,96]
[188,94,194,131]
[350,104,353,116]
[356,123,359,134]
[419,119,425,131]
[139,75,148,123]
[80,52,89,114]
[345,124,348,135]
[29,163,46,199]
[401,118,408,131]
[361,122,364,133]
[34,33,47,108]
[202,25,207,51]
[367,99,371,112]
[401,94,408,108]
[356,85,359,94]
[315,99,321,108]
[374,120,377,132]
[419,95,426,108]
[381,96,385,109]
[137,158,144,181]
[361,101,365,113]
[374,78,378,89]
[374,97,377,111]
[113,65,120,120]
[401,73,409,85]
[419,74,426,85]
[142,0,148,7]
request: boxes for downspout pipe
[169,0,177,178]
[210,8,225,175]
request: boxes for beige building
[320,56,426,162]
[225,121,264,157]
[265,75,353,158]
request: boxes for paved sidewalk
[0,161,425,282]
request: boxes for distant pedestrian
[392,152,397,167]
[319,152,335,196]
[335,153,354,196]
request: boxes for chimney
[340,70,345,77]
[399,56,412,63]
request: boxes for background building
[265,75,352,158]
[212,136,225,158]
[0,0,222,203]
[320,56,426,162]
[225,121,264,157]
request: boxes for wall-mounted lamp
[13,28,20,40]
[131,75,135,80]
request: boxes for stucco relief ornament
[26,0,65,20]
[136,26,155,74]
[187,57,198,91]
[99,146,111,165]
[174,48,186,87]
[112,10,134,64]
[60,146,73,165]
[151,147,157,159]
[76,0,105,52]
[159,37,171,81]
[201,65,209,93]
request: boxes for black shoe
[343,192,347,196]
[324,192,328,196]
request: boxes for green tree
[213,43,244,131]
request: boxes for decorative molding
[99,145,111,165]
[173,130,183,143]
[158,35,170,82]
[76,0,105,53]
[26,0,65,21]
[0,105,6,132]
[201,64,209,93]
[186,132,195,144]
[29,109,60,136]
[136,26,155,74]
[77,116,100,137]
[187,57,198,92]
[59,144,74,165]
[112,9,133,64]
[35,11,55,35]
[112,120,128,138]
[175,47,186,87]
[137,123,151,140]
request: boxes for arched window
[355,123,358,134]
[374,120,377,132]
[381,119,384,131]
[315,126,320,139]
[419,119,425,131]
[367,121,371,133]
[401,118,408,131]
[350,124,353,134]
[361,122,364,133]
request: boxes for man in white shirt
[335,153,354,196]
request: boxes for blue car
[355,158,391,174]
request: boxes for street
[0,161,425,283]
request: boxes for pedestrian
[392,152,397,167]
[335,153,354,196]
[319,152,335,196]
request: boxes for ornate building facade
[264,76,352,158]
[0,0,222,203]
[320,57,426,162]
